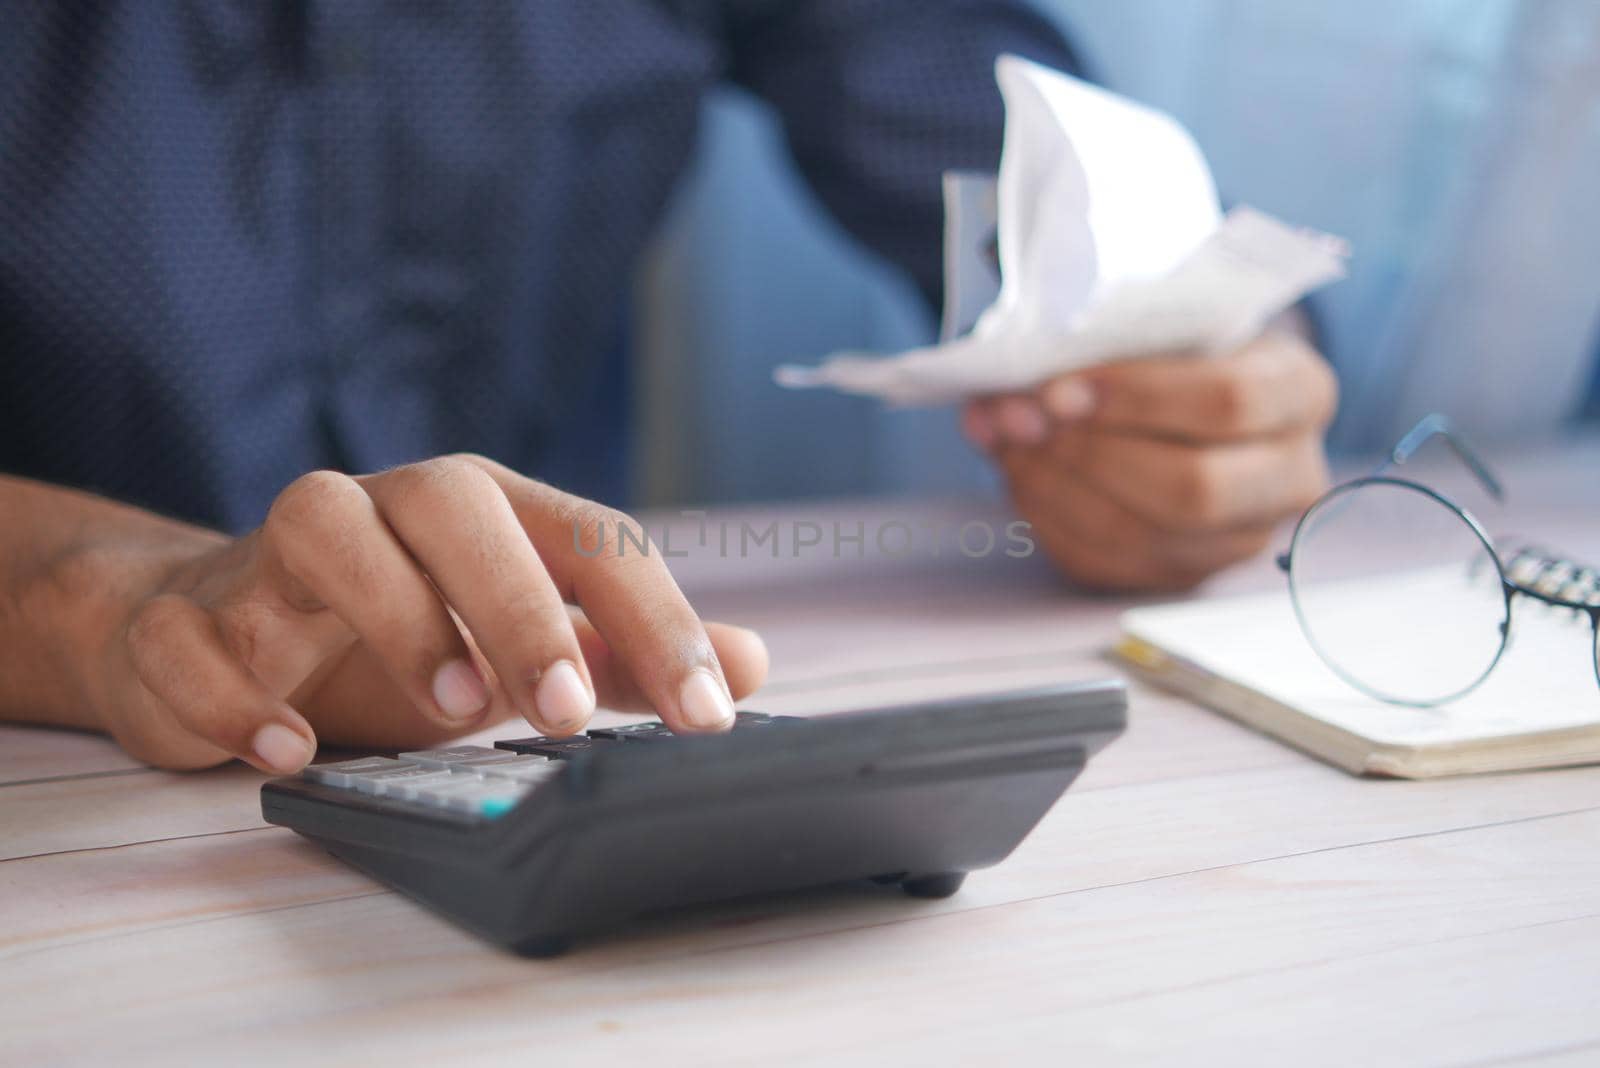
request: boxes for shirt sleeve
[718,0,1085,307]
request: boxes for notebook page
[1121,568,1600,747]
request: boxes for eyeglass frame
[1273,413,1600,708]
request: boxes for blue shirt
[0,2,1078,531]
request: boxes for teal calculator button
[480,796,519,819]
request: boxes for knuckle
[443,451,497,474]
[267,470,359,540]
[1260,335,1337,431]
[210,596,269,665]
[582,497,634,531]
[384,455,501,512]
[1207,372,1257,433]
[1170,453,1228,529]
[559,496,635,548]
[125,594,194,672]
[423,453,494,485]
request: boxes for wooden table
[5,441,1600,1065]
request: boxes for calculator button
[478,796,522,819]
[377,770,464,801]
[399,746,523,770]
[473,757,561,783]
[303,757,419,789]
[586,722,675,741]
[496,736,600,759]
[414,778,496,807]
[416,778,529,815]
[446,788,526,815]
[400,745,489,760]
[354,766,457,796]
[438,756,542,779]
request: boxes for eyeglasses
[1276,414,1600,707]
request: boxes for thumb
[126,594,318,773]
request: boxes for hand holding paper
[984,330,1339,591]
[776,55,1349,405]
[777,55,1349,594]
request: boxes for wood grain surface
[4,441,1598,1065]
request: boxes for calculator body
[260,680,1126,956]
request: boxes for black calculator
[260,680,1126,956]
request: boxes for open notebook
[1115,570,1600,778]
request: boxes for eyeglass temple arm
[1374,413,1505,503]
[1276,414,1503,575]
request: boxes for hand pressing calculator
[261,680,1125,956]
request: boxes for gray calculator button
[470,756,558,782]
[352,765,456,796]
[399,746,521,770]
[382,770,465,801]
[303,756,419,789]
[415,778,494,808]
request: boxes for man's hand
[962,331,1338,592]
[41,456,767,774]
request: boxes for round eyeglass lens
[1287,479,1508,706]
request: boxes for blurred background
[633,0,1600,506]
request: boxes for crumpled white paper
[775,54,1350,405]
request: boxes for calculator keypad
[301,715,805,820]
[303,749,559,819]
[398,746,525,770]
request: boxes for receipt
[776,55,1349,405]
[939,171,1002,343]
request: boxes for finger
[1007,447,1274,574]
[990,393,1049,447]
[127,594,317,773]
[1045,425,1329,532]
[1042,331,1339,443]
[571,613,770,714]
[961,401,998,454]
[459,456,738,733]
[1002,450,1273,591]
[360,458,595,737]
[291,640,521,751]
[260,470,491,730]
[1003,454,1170,591]
[294,614,773,744]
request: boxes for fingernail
[1000,399,1049,445]
[678,668,735,731]
[534,660,594,733]
[251,723,313,773]
[962,407,997,452]
[1044,378,1096,421]
[432,659,490,723]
